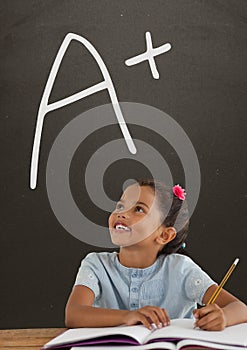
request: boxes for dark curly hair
[135,178,189,255]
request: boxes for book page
[146,319,247,347]
[71,342,177,350]
[43,325,151,348]
[177,338,247,350]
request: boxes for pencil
[207,258,239,305]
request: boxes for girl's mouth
[113,222,131,232]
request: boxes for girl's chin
[110,231,133,246]
[110,234,128,243]
[110,231,148,247]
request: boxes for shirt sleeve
[183,257,216,305]
[74,253,100,300]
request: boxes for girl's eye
[135,206,144,213]
[116,203,124,211]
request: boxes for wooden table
[0,328,67,350]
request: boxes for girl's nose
[117,211,129,219]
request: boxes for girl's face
[108,184,164,247]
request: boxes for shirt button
[131,288,138,292]
[131,273,137,278]
[131,303,138,308]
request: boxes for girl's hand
[193,304,227,331]
[123,306,170,330]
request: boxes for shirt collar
[113,252,165,277]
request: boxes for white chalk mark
[125,31,171,80]
[30,33,136,190]
[146,32,159,79]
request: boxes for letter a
[30,33,136,189]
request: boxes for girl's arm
[65,285,169,329]
[193,285,247,331]
[65,285,128,327]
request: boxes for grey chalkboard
[1,0,247,328]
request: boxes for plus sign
[125,32,171,79]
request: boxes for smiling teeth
[115,224,130,231]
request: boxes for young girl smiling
[65,179,247,330]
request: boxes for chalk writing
[125,31,171,79]
[30,33,137,189]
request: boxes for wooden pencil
[207,258,239,305]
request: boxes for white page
[177,338,247,350]
[44,325,151,348]
[146,319,247,347]
[71,343,177,350]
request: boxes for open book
[43,319,247,350]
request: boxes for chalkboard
[1,0,247,328]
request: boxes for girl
[65,179,247,331]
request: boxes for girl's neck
[118,246,158,268]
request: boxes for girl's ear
[156,226,176,245]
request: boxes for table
[0,328,67,350]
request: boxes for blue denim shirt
[74,252,215,319]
